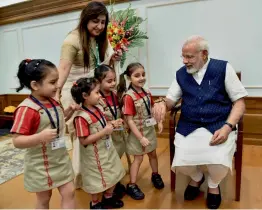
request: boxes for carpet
[0,135,72,185]
[0,129,11,137]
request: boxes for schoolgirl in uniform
[11,59,75,209]
[71,77,125,209]
[118,62,164,200]
[94,64,127,198]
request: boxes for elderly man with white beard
[152,35,247,209]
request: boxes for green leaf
[120,52,127,68]
[128,39,146,48]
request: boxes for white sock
[207,176,219,188]
[191,171,203,182]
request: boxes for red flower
[115,43,122,51]
[122,38,129,46]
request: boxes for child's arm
[13,128,57,149]
[11,106,57,149]
[126,115,150,147]
[79,124,113,145]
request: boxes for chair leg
[171,170,176,191]
[235,139,243,202]
[235,155,242,201]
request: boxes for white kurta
[166,59,248,170]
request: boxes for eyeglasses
[181,50,203,61]
[180,54,196,60]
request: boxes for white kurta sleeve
[166,74,182,103]
[225,63,248,102]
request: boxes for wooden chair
[169,72,243,201]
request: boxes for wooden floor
[0,136,262,209]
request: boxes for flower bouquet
[108,2,148,68]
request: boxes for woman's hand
[55,88,62,102]
[111,50,123,62]
[64,102,81,122]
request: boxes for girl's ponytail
[16,59,28,92]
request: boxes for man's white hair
[184,35,209,53]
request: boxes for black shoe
[206,186,221,209]
[113,182,126,199]
[151,173,164,189]
[102,195,124,209]
[126,183,145,200]
[184,175,205,200]
[90,201,104,209]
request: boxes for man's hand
[152,101,166,123]
[210,124,232,146]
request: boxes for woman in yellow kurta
[56,1,122,189]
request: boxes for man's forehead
[182,42,198,53]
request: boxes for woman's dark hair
[16,59,56,92]
[71,77,99,104]
[94,64,115,82]
[117,62,144,99]
[77,1,109,69]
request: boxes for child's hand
[39,129,57,144]
[111,119,123,128]
[103,124,114,135]
[158,121,163,134]
[139,137,150,147]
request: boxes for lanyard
[100,91,118,120]
[30,95,60,136]
[130,86,151,116]
[82,105,106,128]
[90,43,100,68]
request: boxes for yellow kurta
[60,30,120,110]
[59,30,122,188]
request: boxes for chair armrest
[169,104,181,141]
[170,103,181,115]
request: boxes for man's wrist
[224,122,233,131]
[154,97,166,103]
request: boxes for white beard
[186,67,199,74]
